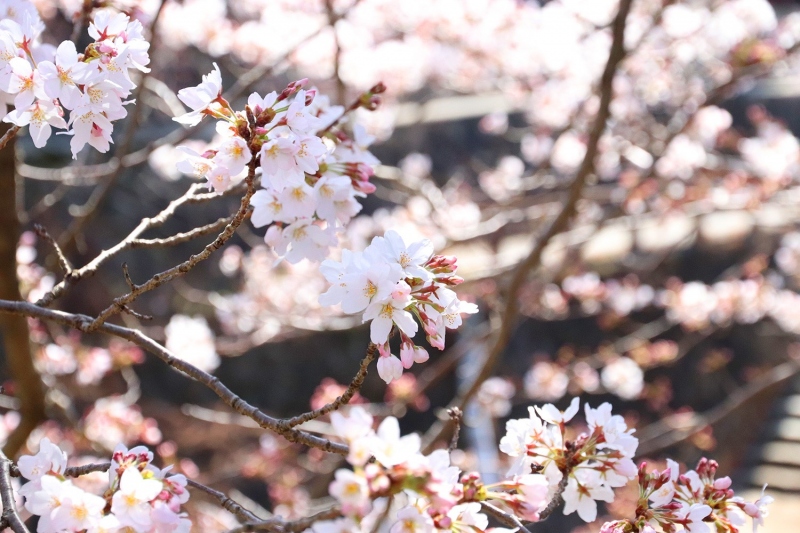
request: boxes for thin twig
[226,506,342,533]
[33,224,73,274]
[128,216,234,248]
[282,343,377,428]
[85,159,258,331]
[185,479,263,524]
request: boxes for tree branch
[0,450,30,533]
[422,0,634,452]
[282,342,377,428]
[0,299,349,456]
[85,159,258,331]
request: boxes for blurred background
[6,0,800,530]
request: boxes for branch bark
[0,123,46,457]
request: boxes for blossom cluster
[321,406,552,533]
[319,230,478,382]
[500,399,638,523]
[601,458,773,533]
[320,401,774,533]
[0,3,150,155]
[18,438,191,532]
[173,65,382,263]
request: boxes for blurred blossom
[399,152,432,184]
[0,411,20,448]
[165,315,220,374]
[479,156,525,202]
[524,360,568,401]
[601,357,644,400]
[84,396,162,450]
[479,111,508,135]
[476,377,515,418]
[310,378,365,410]
[386,374,429,411]
[571,361,599,393]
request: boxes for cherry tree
[0,0,794,531]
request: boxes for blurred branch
[636,357,800,457]
[226,506,342,533]
[422,0,634,452]
[0,126,19,151]
[58,0,170,257]
[0,124,45,457]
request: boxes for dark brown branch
[282,343,377,428]
[0,450,30,533]
[85,159,258,331]
[185,479,263,524]
[447,407,462,452]
[0,299,348,456]
[422,0,634,452]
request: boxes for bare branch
[36,183,210,306]
[128,216,234,248]
[538,472,569,521]
[0,299,349,455]
[447,407,462,452]
[282,342,377,428]
[33,223,73,275]
[85,160,258,331]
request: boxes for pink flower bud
[400,343,415,369]
[713,476,732,490]
[413,346,429,363]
